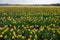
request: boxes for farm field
[0,6,60,40]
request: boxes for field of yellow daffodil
[0,7,60,40]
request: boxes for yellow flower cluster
[0,7,60,40]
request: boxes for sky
[0,0,60,4]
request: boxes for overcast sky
[0,0,60,4]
